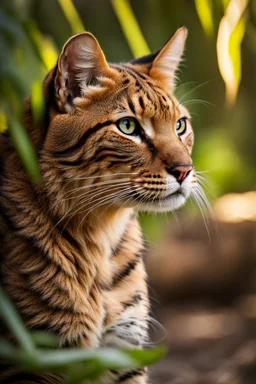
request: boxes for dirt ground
[150,300,256,383]
[146,214,256,383]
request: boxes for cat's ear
[55,32,114,110]
[150,27,187,91]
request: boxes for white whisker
[175,80,213,110]
[182,98,215,108]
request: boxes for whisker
[81,187,144,243]
[48,172,138,183]
[196,169,212,174]
[77,186,138,230]
[101,185,141,214]
[63,188,132,233]
[60,180,132,204]
[59,178,132,199]
[54,183,133,230]
[175,79,213,109]
[174,80,199,92]
[191,188,211,241]
[78,186,147,231]
[49,179,133,213]
[182,99,215,108]
[195,183,220,239]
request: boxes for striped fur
[0,28,196,383]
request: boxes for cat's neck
[63,205,135,290]
[68,206,135,258]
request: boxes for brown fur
[0,29,196,383]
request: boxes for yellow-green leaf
[0,111,7,131]
[229,16,246,86]
[31,81,45,124]
[58,0,85,34]
[8,115,41,183]
[216,0,248,105]
[111,0,150,57]
[194,0,214,37]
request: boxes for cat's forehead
[119,67,188,122]
[75,64,189,126]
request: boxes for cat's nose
[166,164,193,183]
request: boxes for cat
[0,27,196,383]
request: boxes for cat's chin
[135,192,187,213]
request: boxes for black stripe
[1,205,76,267]
[121,293,143,309]
[118,369,145,382]
[111,236,125,258]
[112,256,140,286]
[53,120,113,156]
[111,213,135,257]
[58,158,84,167]
[90,145,129,164]
[139,96,144,109]
[112,64,157,113]
[94,153,126,163]
[58,137,105,166]
[128,100,136,115]
[111,64,146,81]
[61,228,82,253]
[139,127,156,155]
[0,372,47,384]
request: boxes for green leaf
[65,360,103,383]
[23,20,58,71]
[194,0,214,37]
[216,0,249,105]
[31,80,45,124]
[124,346,167,366]
[228,15,246,87]
[30,331,59,348]
[0,110,7,131]
[36,347,137,369]
[8,114,41,183]
[111,0,150,57]
[58,0,85,34]
[0,286,35,355]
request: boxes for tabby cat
[0,27,196,383]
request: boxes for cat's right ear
[54,32,115,111]
[129,27,187,91]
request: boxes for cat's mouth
[148,190,183,202]
[128,187,189,213]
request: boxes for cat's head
[38,28,196,217]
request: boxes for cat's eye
[117,117,137,135]
[176,118,187,136]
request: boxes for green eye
[176,118,187,136]
[117,117,137,135]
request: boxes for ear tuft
[150,27,187,91]
[55,32,112,110]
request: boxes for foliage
[0,285,166,383]
[111,0,150,56]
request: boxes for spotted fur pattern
[0,28,196,383]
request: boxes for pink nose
[166,164,193,183]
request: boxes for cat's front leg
[102,257,150,384]
[112,368,148,383]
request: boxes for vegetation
[0,286,165,383]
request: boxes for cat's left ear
[54,32,115,110]
[150,27,187,91]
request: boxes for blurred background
[0,0,256,383]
